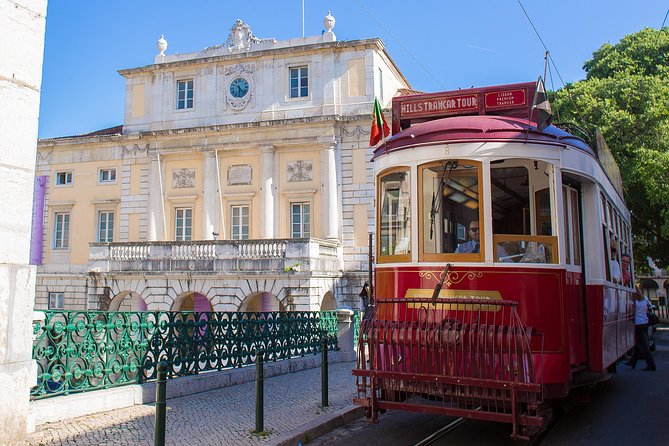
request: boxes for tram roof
[372,115,595,159]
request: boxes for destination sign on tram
[400,93,478,118]
[484,89,526,109]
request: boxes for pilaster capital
[317,136,339,151]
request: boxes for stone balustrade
[89,238,340,274]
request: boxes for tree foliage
[552,27,669,271]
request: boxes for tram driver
[455,219,511,261]
[455,220,480,253]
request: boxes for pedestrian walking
[626,287,657,371]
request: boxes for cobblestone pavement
[24,361,358,446]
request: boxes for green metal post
[154,361,167,446]
[321,337,329,407]
[255,349,264,433]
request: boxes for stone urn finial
[157,34,168,56]
[323,11,335,33]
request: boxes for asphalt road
[311,327,669,446]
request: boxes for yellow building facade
[34,15,410,313]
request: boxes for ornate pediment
[225,19,275,53]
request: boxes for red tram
[352,82,635,439]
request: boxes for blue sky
[37,1,667,139]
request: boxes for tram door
[562,182,588,364]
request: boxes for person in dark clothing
[359,282,372,320]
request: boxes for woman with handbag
[626,287,657,371]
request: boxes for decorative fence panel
[32,310,339,399]
[352,310,361,348]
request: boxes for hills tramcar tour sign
[391,82,535,133]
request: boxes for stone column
[0,1,47,442]
[203,151,219,239]
[260,145,275,239]
[148,156,166,240]
[324,143,340,240]
[336,309,356,361]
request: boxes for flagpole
[302,0,305,37]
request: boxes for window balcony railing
[88,238,340,274]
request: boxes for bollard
[321,337,329,407]
[154,361,168,446]
[255,349,265,433]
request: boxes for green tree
[552,27,669,271]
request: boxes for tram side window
[491,160,557,263]
[379,169,411,259]
[570,188,582,266]
[420,160,480,256]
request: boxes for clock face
[229,77,249,98]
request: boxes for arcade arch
[239,292,284,312]
[108,291,147,312]
[320,291,337,310]
[171,292,213,312]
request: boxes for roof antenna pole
[543,51,549,85]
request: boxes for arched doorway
[320,291,337,310]
[108,291,148,312]
[171,292,213,312]
[239,292,284,312]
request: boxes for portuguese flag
[369,98,390,146]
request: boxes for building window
[99,168,117,183]
[98,211,114,242]
[177,79,194,110]
[289,66,309,98]
[48,292,64,310]
[54,212,70,248]
[231,205,249,240]
[291,202,311,238]
[55,171,72,186]
[378,67,384,102]
[175,208,192,241]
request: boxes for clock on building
[229,77,249,98]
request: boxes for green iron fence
[352,310,361,348]
[32,310,339,399]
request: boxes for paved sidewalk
[23,361,359,446]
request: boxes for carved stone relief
[227,164,252,185]
[173,168,195,188]
[287,160,313,182]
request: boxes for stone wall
[0,0,47,442]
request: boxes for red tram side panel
[353,266,634,439]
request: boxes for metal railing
[31,310,339,399]
[353,298,544,440]
[352,310,361,347]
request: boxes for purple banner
[29,176,47,265]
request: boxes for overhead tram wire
[661,8,669,29]
[352,0,445,90]
[516,0,586,126]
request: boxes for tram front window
[421,160,481,257]
[379,169,411,260]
